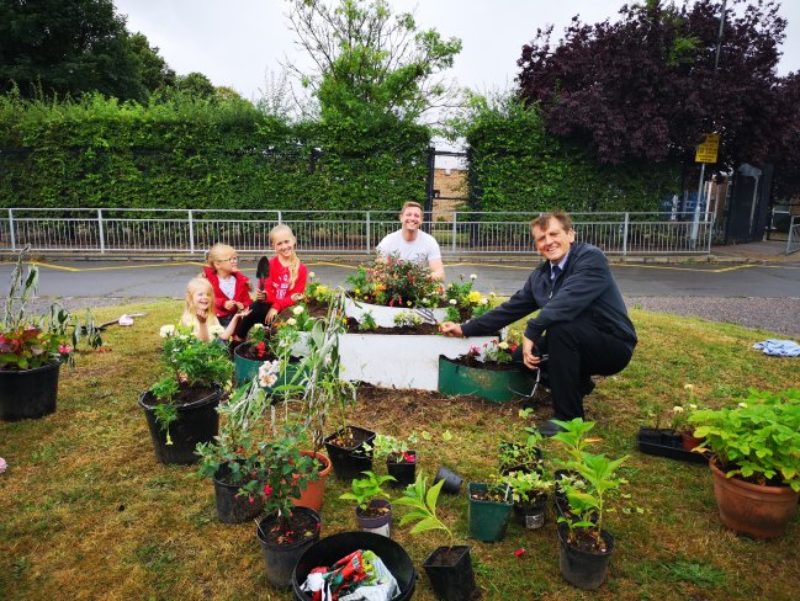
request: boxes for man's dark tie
[552,265,562,280]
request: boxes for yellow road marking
[30,261,206,272]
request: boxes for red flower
[248,496,255,505]
[58,344,72,354]
[263,484,273,497]
[402,451,416,464]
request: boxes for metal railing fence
[787,216,800,255]
[1,208,714,256]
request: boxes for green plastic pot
[468,482,513,542]
[233,345,306,391]
[437,355,534,403]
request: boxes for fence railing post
[97,209,106,254]
[188,209,195,254]
[622,212,629,257]
[8,208,16,251]
[365,211,371,253]
[277,211,282,225]
[707,214,715,254]
[452,212,457,253]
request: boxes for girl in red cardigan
[202,243,253,327]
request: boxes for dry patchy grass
[0,301,798,600]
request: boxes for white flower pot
[344,298,449,329]
[338,333,497,390]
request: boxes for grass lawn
[1,300,798,600]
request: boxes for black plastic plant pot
[0,361,60,421]
[258,507,321,590]
[434,466,463,494]
[355,499,392,537]
[387,452,417,488]
[558,525,615,591]
[213,468,264,524]
[513,495,548,530]
[423,545,476,601]
[323,426,376,481]
[138,387,222,465]
[637,427,708,464]
[292,531,416,601]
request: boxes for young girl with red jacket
[202,243,252,327]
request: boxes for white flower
[258,361,280,388]
[0,457,7,473]
[480,298,488,305]
[292,305,305,315]
[308,271,316,279]
[737,402,748,409]
[687,403,698,411]
[469,273,477,280]
[208,325,225,338]
[286,318,297,327]
[498,341,509,350]
[672,406,684,414]
[449,299,457,305]
[251,323,264,331]
[159,325,176,338]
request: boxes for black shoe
[581,378,596,396]
[538,420,566,438]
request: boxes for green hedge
[0,93,429,212]
[464,100,680,215]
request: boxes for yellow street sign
[695,133,720,163]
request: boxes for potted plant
[438,338,534,403]
[367,433,418,487]
[339,470,397,537]
[254,423,322,589]
[553,419,628,590]
[395,473,477,601]
[1,254,99,420]
[688,388,800,539]
[550,417,596,518]
[138,326,232,464]
[467,479,513,542]
[501,469,554,530]
[196,427,265,524]
[498,409,544,474]
[233,322,277,385]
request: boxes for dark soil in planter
[259,509,320,546]
[326,425,373,449]
[345,318,440,335]
[564,527,609,554]
[141,382,219,408]
[450,354,519,371]
[234,340,277,361]
[470,486,508,503]
[357,502,391,519]
[303,300,329,319]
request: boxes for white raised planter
[344,298,449,329]
[338,333,497,391]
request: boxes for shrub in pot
[1,255,100,421]
[395,473,477,601]
[254,424,322,589]
[499,409,545,474]
[502,469,554,530]
[339,470,396,537]
[138,326,232,464]
[367,433,418,487]
[688,388,800,539]
[552,418,628,591]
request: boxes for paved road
[2,258,799,336]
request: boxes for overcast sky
[115,0,800,104]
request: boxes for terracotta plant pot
[292,450,332,512]
[681,431,704,451]
[709,457,799,539]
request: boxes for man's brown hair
[400,201,424,215]
[530,211,573,233]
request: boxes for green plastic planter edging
[468,482,513,542]
[233,348,306,392]
[438,356,535,403]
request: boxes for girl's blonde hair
[207,243,236,269]
[270,224,300,287]
[181,277,221,334]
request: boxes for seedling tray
[637,428,709,465]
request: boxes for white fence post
[622,212,629,257]
[277,211,282,225]
[366,211,371,253]
[188,209,195,254]
[8,208,16,251]
[97,209,106,254]
[452,213,457,253]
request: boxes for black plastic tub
[323,426,376,481]
[0,361,60,421]
[292,531,416,600]
[637,428,708,464]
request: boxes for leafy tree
[0,0,148,100]
[126,32,175,94]
[516,0,789,169]
[285,0,462,125]
[173,72,216,99]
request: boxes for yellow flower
[467,290,482,304]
